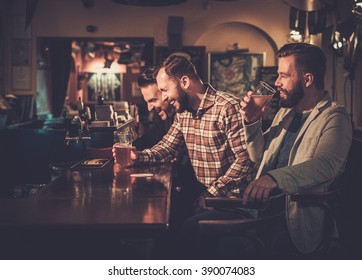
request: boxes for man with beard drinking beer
[240,42,352,256]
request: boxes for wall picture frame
[12,66,31,90]
[208,52,265,98]
[85,72,122,102]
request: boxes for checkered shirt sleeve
[137,118,185,163]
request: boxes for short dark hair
[277,43,326,89]
[162,54,199,82]
[137,66,159,88]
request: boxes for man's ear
[180,76,190,89]
[304,73,314,87]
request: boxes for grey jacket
[244,92,352,253]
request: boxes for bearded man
[240,42,352,256]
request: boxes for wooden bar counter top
[0,162,174,259]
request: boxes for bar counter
[0,162,174,259]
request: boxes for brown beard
[176,86,189,113]
[279,80,305,108]
[164,104,176,118]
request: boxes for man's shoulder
[319,96,349,117]
[329,101,348,111]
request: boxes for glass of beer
[249,81,276,116]
[113,130,134,168]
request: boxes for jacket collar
[294,91,332,144]
[314,91,332,111]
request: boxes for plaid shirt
[137,84,256,197]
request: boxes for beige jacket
[244,93,352,254]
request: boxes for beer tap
[65,97,91,145]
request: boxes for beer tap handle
[85,106,92,121]
[77,97,84,117]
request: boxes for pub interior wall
[1,0,360,129]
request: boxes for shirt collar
[195,83,217,119]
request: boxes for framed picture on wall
[155,46,206,80]
[12,66,31,90]
[208,52,265,99]
[85,73,122,102]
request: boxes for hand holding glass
[246,81,276,117]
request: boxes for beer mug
[113,130,134,168]
[248,81,276,116]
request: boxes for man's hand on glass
[240,91,267,124]
[112,145,138,164]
